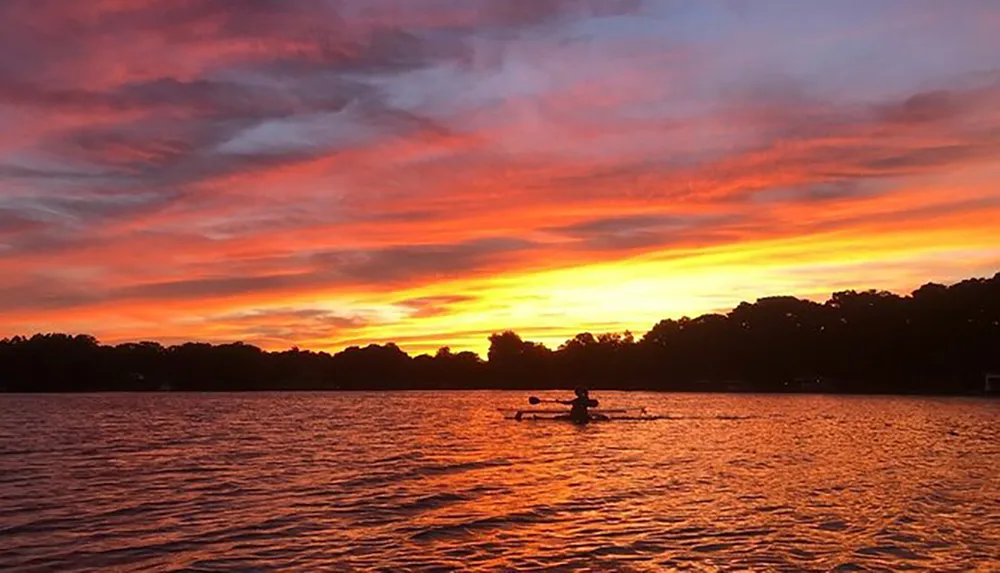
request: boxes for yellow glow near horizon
[2,3,1000,354]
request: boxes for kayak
[497,407,658,421]
[498,408,640,415]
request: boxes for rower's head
[574,387,589,398]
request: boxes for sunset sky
[1,0,999,355]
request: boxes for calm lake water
[0,392,998,572]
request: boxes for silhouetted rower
[556,387,605,422]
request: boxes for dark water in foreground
[0,392,998,572]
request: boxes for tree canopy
[2,272,998,394]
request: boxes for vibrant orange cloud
[1,1,999,355]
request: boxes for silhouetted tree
[1,272,998,394]
[488,331,554,388]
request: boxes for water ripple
[0,391,998,571]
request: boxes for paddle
[528,396,562,405]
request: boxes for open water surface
[0,392,998,571]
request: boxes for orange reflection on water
[0,392,997,570]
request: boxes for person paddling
[519,389,640,422]
[556,387,605,422]
[522,388,609,422]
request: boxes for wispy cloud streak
[1,0,999,352]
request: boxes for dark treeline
[2,272,998,394]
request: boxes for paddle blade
[528,396,542,405]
